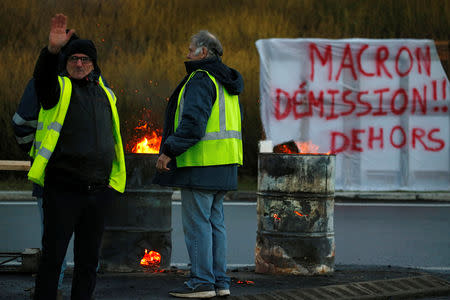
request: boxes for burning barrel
[100,153,172,272]
[255,153,335,275]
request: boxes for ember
[273,213,281,221]
[294,211,308,217]
[274,140,330,155]
[237,280,255,285]
[140,249,161,267]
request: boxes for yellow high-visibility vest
[28,76,126,193]
[174,70,243,167]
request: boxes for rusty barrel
[255,153,335,275]
[100,154,172,272]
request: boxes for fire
[294,211,308,217]
[273,213,281,221]
[295,141,319,153]
[277,145,294,154]
[140,249,161,267]
[274,141,330,155]
[132,131,162,154]
[126,117,162,154]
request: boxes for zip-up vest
[28,76,126,193]
[174,70,243,167]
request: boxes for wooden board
[0,160,31,171]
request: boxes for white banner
[256,38,450,191]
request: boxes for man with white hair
[154,30,244,298]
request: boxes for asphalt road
[1,199,449,271]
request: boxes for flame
[294,210,308,217]
[132,131,162,154]
[273,213,281,221]
[140,249,161,267]
[275,141,330,155]
[295,141,319,153]
[126,117,162,154]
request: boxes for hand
[48,14,75,54]
[156,154,172,173]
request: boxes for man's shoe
[169,284,216,298]
[217,289,231,297]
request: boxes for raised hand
[48,14,75,54]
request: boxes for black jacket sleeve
[33,47,61,110]
[11,78,40,152]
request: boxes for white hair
[190,30,223,58]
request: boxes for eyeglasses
[68,56,92,64]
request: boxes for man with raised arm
[29,14,126,300]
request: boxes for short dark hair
[191,30,223,58]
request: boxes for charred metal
[100,154,172,272]
[256,153,336,275]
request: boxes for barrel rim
[257,192,334,198]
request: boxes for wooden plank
[0,160,31,171]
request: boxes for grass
[0,0,448,177]
[238,173,257,191]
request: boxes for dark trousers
[34,183,114,300]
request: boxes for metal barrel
[255,153,335,275]
[100,154,172,272]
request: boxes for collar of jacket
[184,57,221,74]
[60,69,101,83]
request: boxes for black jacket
[33,47,115,187]
[12,34,81,197]
[153,57,244,190]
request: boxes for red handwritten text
[309,42,431,81]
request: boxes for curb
[1,190,450,202]
[228,275,450,299]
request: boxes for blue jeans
[181,189,230,290]
[37,197,66,289]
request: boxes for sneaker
[217,289,231,297]
[169,284,216,298]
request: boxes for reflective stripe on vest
[174,70,243,167]
[177,82,242,142]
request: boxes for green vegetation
[0,172,32,190]
[1,0,449,180]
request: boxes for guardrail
[0,160,30,171]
